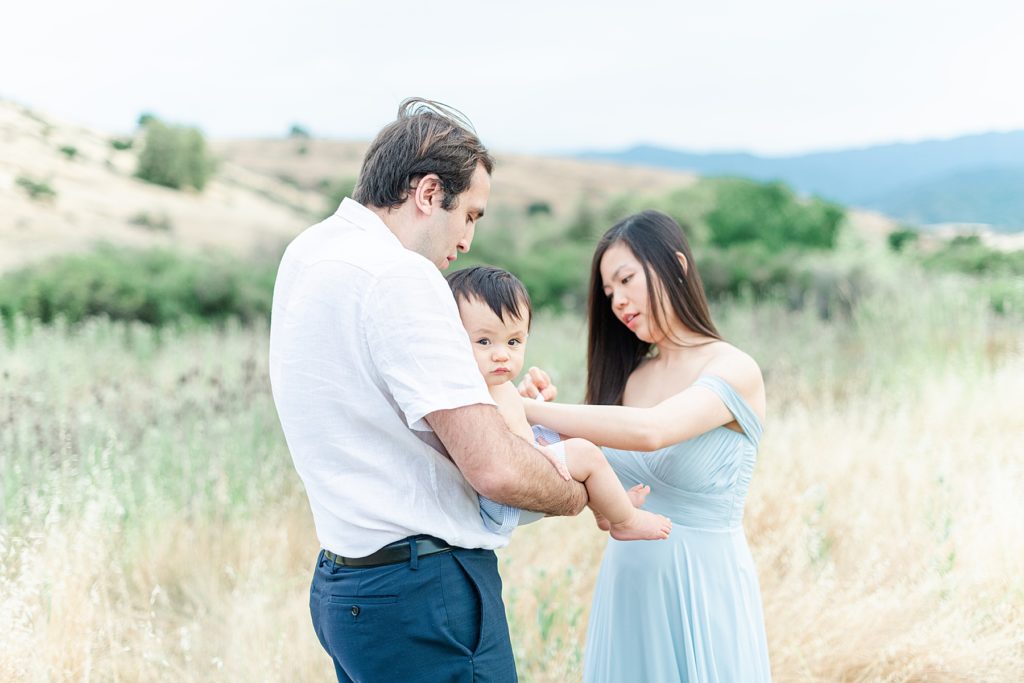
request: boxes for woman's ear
[676,251,689,276]
[412,174,443,216]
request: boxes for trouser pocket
[441,551,483,655]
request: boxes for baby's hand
[534,443,571,481]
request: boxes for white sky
[3,0,1023,155]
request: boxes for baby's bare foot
[593,510,611,531]
[627,484,651,508]
[609,509,672,541]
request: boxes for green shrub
[922,237,1024,277]
[888,227,919,252]
[15,175,57,202]
[526,201,553,217]
[706,179,844,251]
[135,118,217,191]
[0,246,276,327]
[289,124,311,138]
[110,137,134,151]
[129,212,173,232]
[59,145,79,160]
[695,245,871,318]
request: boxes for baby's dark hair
[446,266,532,328]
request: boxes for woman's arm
[522,354,763,451]
[523,387,732,451]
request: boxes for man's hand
[517,366,557,402]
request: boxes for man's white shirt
[269,198,506,557]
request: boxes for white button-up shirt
[269,198,506,557]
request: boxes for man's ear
[412,174,444,216]
[676,251,689,276]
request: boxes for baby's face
[456,296,530,387]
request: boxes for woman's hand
[517,366,558,402]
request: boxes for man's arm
[426,404,588,517]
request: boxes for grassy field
[2,276,1023,681]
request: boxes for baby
[446,266,671,541]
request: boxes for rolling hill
[580,131,1024,230]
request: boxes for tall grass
[1,279,1022,681]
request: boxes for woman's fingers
[521,366,557,401]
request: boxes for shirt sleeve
[362,260,495,432]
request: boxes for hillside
[0,100,324,273]
[580,131,1024,230]
[0,100,701,273]
[869,167,1024,230]
[212,139,700,217]
[2,99,912,275]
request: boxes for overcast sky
[3,0,1023,155]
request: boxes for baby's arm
[559,438,672,541]
[491,382,569,479]
[489,382,536,443]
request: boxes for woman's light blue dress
[583,375,771,682]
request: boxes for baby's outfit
[478,425,565,534]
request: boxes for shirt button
[351,605,360,617]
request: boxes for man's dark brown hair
[353,98,494,211]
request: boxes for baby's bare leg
[560,438,671,541]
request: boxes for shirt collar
[335,197,403,248]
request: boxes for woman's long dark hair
[585,210,720,406]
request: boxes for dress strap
[692,375,764,445]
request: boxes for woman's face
[599,241,668,344]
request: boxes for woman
[522,210,771,682]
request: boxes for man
[269,98,588,682]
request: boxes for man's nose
[457,223,475,253]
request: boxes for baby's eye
[476,338,491,346]
[508,339,522,347]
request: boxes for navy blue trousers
[309,541,517,682]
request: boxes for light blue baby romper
[583,375,771,682]
[478,425,566,533]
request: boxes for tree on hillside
[135,118,217,191]
[707,179,844,251]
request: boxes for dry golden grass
[2,290,1022,681]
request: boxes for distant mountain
[869,167,1024,232]
[579,131,1024,230]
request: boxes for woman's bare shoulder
[701,342,764,398]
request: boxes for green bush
[526,201,552,217]
[888,227,919,252]
[706,179,844,251]
[922,237,1024,277]
[695,245,871,318]
[15,175,57,202]
[289,124,311,138]
[110,137,134,151]
[129,212,173,232]
[59,145,79,160]
[0,246,276,327]
[135,118,217,191]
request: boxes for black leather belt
[323,536,454,568]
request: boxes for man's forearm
[487,433,588,516]
[426,404,588,517]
